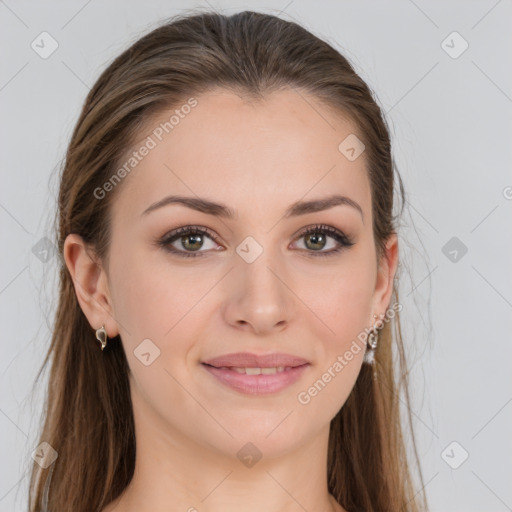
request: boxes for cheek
[109,245,216,351]
[294,266,374,419]
[108,245,176,341]
[296,351,363,426]
[296,250,376,348]
[310,251,376,413]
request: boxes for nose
[222,252,294,336]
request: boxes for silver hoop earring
[95,325,108,351]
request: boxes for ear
[63,233,119,339]
[371,233,399,321]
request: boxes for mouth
[202,365,302,375]
[200,352,311,395]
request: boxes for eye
[291,224,355,257]
[157,224,355,258]
[157,225,222,258]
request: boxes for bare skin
[64,87,398,512]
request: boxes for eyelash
[157,224,355,259]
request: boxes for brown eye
[293,225,355,257]
[180,233,205,251]
[157,224,355,259]
[303,231,328,251]
[158,226,221,258]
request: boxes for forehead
[110,87,370,225]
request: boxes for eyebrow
[141,194,364,222]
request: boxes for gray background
[1,1,511,511]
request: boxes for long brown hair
[28,9,429,512]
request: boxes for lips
[201,352,310,395]
[201,352,309,369]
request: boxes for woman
[29,10,428,512]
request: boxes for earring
[363,313,383,365]
[95,325,108,351]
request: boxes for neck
[105,390,345,512]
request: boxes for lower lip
[201,363,310,395]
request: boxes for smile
[201,363,310,394]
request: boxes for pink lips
[202,352,309,369]
[201,352,310,395]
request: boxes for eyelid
[160,225,222,244]
[293,224,353,244]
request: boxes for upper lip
[202,352,310,369]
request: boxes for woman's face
[75,88,397,460]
